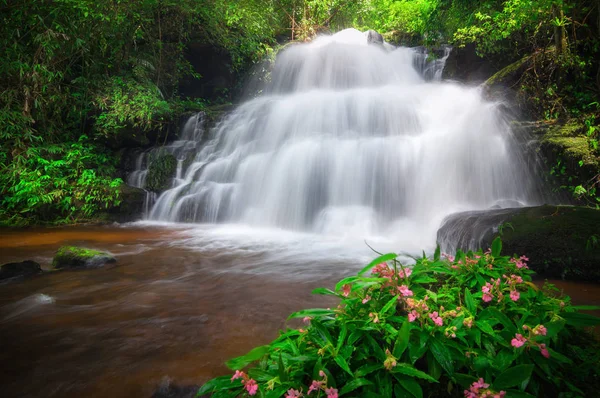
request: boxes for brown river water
[0,224,598,398]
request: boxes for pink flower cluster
[371,262,412,291]
[481,279,501,303]
[464,378,506,398]
[510,324,550,358]
[429,311,443,326]
[481,275,523,304]
[307,371,337,398]
[231,370,258,395]
[509,255,529,269]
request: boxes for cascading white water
[145,29,543,253]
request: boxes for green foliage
[200,240,600,397]
[0,136,122,225]
[145,153,178,192]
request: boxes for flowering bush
[198,238,600,397]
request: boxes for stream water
[0,30,596,397]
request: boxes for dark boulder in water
[437,205,600,282]
[0,260,42,280]
[52,246,116,269]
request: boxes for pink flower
[231,370,245,381]
[399,285,413,297]
[303,316,312,324]
[482,283,492,294]
[539,343,550,358]
[286,389,302,398]
[325,387,338,398]
[398,268,412,278]
[533,324,547,336]
[244,379,258,395]
[362,295,371,304]
[520,255,529,262]
[509,290,520,301]
[473,378,490,390]
[429,311,443,326]
[482,293,493,302]
[308,380,323,394]
[319,370,326,378]
[342,284,351,297]
[511,333,527,348]
[463,318,474,328]
[408,310,419,322]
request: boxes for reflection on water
[0,225,598,397]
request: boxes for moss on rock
[501,205,600,281]
[52,246,116,269]
[146,153,177,192]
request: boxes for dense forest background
[1,0,599,225]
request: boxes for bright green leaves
[358,253,398,276]
[492,364,534,390]
[491,236,502,257]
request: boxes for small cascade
[126,113,206,217]
[412,45,452,81]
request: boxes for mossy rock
[52,246,116,269]
[146,153,177,192]
[438,205,600,282]
[542,120,599,172]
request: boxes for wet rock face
[0,260,42,280]
[437,205,600,282]
[366,30,384,46]
[52,246,116,269]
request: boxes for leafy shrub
[0,136,122,225]
[199,238,600,397]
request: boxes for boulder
[0,260,42,280]
[437,205,600,282]
[103,184,147,223]
[52,246,116,269]
[366,30,384,46]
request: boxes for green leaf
[397,376,424,398]
[355,363,383,377]
[278,353,287,382]
[570,305,600,311]
[434,245,441,261]
[429,337,454,375]
[562,312,600,326]
[464,288,476,314]
[287,308,334,320]
[392,363,438,383]
[492,364,534,390]
[491,237,502,257]
[486,307,516,334]
[311,287,340,297]
[393,320,410,359]
[336,324,348,353]
[411,275,438,284]
[381,295,399,315]
[226,345,270,370]
[358,253,398,276]
[339,378,373,396]
[334,355,353,377]
[197,376,238,395]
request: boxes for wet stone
[52,246,116,269]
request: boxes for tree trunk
[552,3,568,56]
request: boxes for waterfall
[143,29,543,252]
